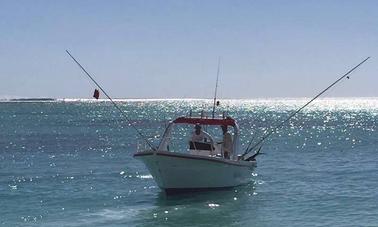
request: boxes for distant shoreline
[8,98,56,101]
[1,97,378,103]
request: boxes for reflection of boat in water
[134,116,257,194]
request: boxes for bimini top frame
[157,117,241,157]
[173,117,236,127]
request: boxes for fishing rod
[242,56,370,159]
[65,50,156,151]
[245,135,256,152]
[212,57,221,118]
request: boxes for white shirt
[222,132,233,153]
[191,130,213,144]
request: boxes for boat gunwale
[133,150,256,167]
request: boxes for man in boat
[221,125,233,159]
[190,124,214,151]
[191,124,213,143]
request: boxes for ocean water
[1,98,377,227]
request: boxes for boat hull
[134,151,256,192]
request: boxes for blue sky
[0,0,377,99]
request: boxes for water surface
[1,98,377,226]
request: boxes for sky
[0,0,377,99]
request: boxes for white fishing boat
[134,116,257,194]
[66,50,370,195]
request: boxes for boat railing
[136,130,193,154]
[188,109,228,119]
[136,137,160,152]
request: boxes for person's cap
[195,124,201,129]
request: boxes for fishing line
[66,50,156,150]
[242,57,371,159]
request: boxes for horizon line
[2,96,378,102]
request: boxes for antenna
[212,57,221,118]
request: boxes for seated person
[190,124,214,151]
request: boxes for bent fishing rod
[242,56,370,160]
[65,50,156,151]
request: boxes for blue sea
[1,98,377,227]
